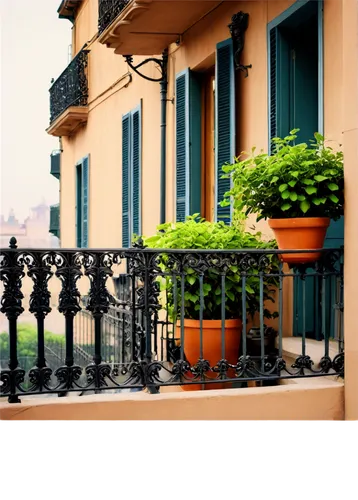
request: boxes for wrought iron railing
[98,0,131,34]
[74,287,144,367]
[49,48,89,123]
[0,238,344,402]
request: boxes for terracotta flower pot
[268,217,330,264]
[176,318,242,391]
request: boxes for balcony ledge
[98,0,222,55]
[46,106,88,137]
[0,383,344,420]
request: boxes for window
[175,38,235,224]
[122,102,142,247]
[76,155,89,248]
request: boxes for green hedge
[0,324,65,370]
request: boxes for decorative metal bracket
[229,11,252,77]
[123,51,168,84]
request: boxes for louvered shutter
[215,38,235,224]
[175,70,201,222]
[122,114,130,248]
[82,155,89,248]
[131,103,142,237]
[76,163,82,247]
[188,72,202,216]
[269,27,278,153]
[175,70,189,222]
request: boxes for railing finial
[9,237,17,249]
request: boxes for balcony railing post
[84,251,113,392]
[55,251,83,394]
[27,251,53,392]
[0,238,25,403]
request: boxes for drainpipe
[160,49,168,224]
[123,50,169,226]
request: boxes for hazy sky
[0,0,72,222]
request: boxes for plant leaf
[328,194,339,203]
[304,186,317,195]
[187,275,196,285]
[279,184,288,192]
[281,203,292,211]
[328,183,339,191]
[281,190,290,199]
[289,192,298,201]
[312,198,321,205]
[302,179,315,185]
[300,200,310,213]
[314,175,328,182]
[288,180,297,188]
[245,284,255,294]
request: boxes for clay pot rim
[176,318,242,328]
[268,217,330,229]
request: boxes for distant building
[0,204,60,249]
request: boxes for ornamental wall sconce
[229,11,252,77]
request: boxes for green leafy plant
[221,130,344,221]
[143,216,279,321]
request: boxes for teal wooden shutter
[189,72,202,216]
[82,155,89,248]
[131,103,142,236]
[122,114,130,248]
[215,38,235,224]
[76,163,82,247]
[175,70,189,222]
[175,70,201,222]
[269,27,278,152]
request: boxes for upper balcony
[98,0,222,55]
[46,48,90,137]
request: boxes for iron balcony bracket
[123,52,168,83]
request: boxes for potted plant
[143,216,279,390]
[222,130,344,263]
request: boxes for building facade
[41,0,358,419]
[49,0,348,248]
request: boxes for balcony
[49,205,60,238]
[50,150,61,179]
[0,240,344,407]
[98,0,222,55]
[46,48,89,137]
[58,0,83,21]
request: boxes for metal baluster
[0,238,25,402]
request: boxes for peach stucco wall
[60,0,346,246]
[341,0,358,421]
[57,0,350,337]
[0,382,344,420]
